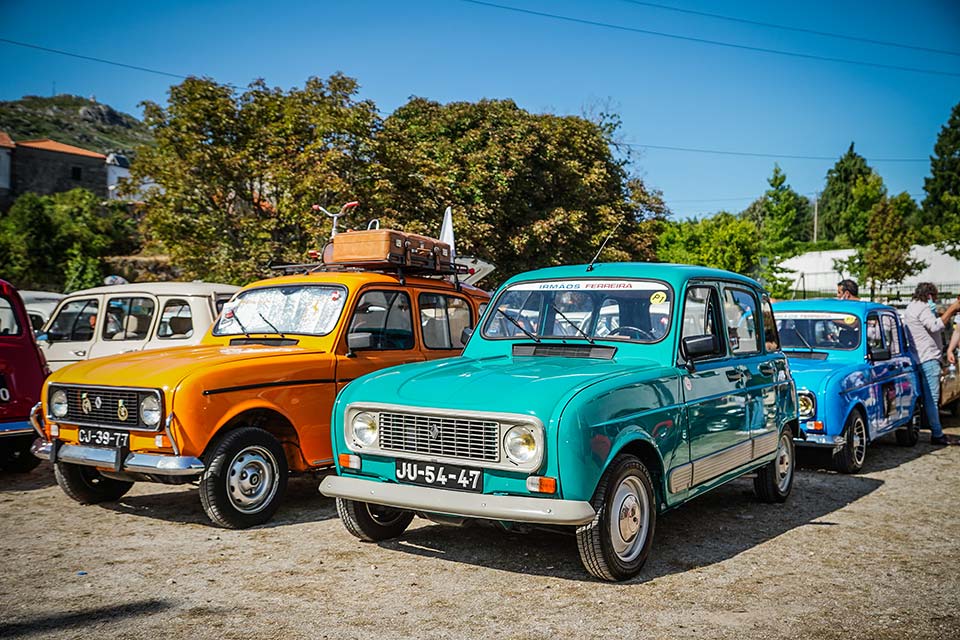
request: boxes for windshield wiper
[257,312,286,338]
[230,311,251,338]
[785,330,815,352]
[550,304,594,344]
[496,307,540,343]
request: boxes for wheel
[834,411,867,474]
[54,461,133,503]
[199,427,288,529]
[576,455,656,582]
[336,498,415,542]
[754,427,795,503]
[895,402,921,447]
[0,435,42,473]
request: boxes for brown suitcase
[405,233,453,270]
[330,229,407,266]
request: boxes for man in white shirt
[903,282,960,445]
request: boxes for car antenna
[586,220,622,272]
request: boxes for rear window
[0,296,22,336]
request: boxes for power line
[459,0,960,78]
[625,141,928,162]
[617,0,960,58]
[0,38,190,80]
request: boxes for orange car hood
[47,343,326,391]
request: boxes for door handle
[758,362,776,375]
[72,350,86,357]
[725,369,743,382]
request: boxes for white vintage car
[38,282,239,371]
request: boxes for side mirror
[869,347,891,362]
[347,332,373,351]
[682,334,717,360]
[35,331,49,342]
[461,326,474,345]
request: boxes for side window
[880,314,901,355]
[722,287,760,355]
[866,314,883,351]
[419,294,474,349]
[48,299,99,342]
[0,296,21,335]
[105,297,156,341]
[681,285,723,358]
[348,290,414,350]
[760,296,780,352]
[158,300,194,339]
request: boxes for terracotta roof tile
[0,131,14,149]
[16,139,106,159]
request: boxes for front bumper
[31,440,204,477]
[795,431,845,448]
[320,475,596,525]
[0,419,33,438]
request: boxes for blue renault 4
[772,299,920,473]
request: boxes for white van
[38,282,240,371]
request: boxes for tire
[754,427,795,503]
[895,403,921,447]
[54,461,133,504]
[0,435,42,473]
[834,411,867,474]
[336,498,415,542]
[199,427,288,529]
[576,455,656,582]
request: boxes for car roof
[499,262,763,290]
[772,298,895,317]
[241,270,490,299]
[19,290,65,303]
[62,281,242,297]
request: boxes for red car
[0,279,48,472]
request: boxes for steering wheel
[608,326,655,341]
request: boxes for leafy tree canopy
[656,212,758,275]
[862,192,926,294]
[921,100,960,258]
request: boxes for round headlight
[352,412,378,447]
[798,393,815,418]
[50,389,68,418]
[504,425,538,464]
[139,394,162,427]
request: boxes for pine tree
[921,101,960,258]
[819,143,872,243]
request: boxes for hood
[48,343,325,391]
[345,355,663,419]
[785,353,864,394]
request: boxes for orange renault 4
[32,231,489,528]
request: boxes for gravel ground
[1,416,958,640]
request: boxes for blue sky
[1,0,958,219]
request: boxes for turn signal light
[525,476,557,494]
[338,453,362,470]
[154,434,169,448]
[805,421,824,433]
[49,423,60,437]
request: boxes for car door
[678,282,750,491]
[879,311,917,429]
[335,288,427,393]
[40,296,101,371]
[87,294,159,359]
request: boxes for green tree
[819,143,873,243]
[370,98,665,281]
[862,192,926,298]
[831,173,887,283]
[0,189,132,290]
[129,74,382,284]
[754,165,807,297]
[921,100,960,258]
[656,213,759,274]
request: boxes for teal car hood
[344,355,664,419]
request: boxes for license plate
[0,373,9,403]
[77,427,130,449]
[395,460,483,492]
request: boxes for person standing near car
[903,282,960,445]
[837,279,860,300]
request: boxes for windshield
[776,312,862,351]
[482,279,672,344]
[213,285,347,337]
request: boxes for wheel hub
[618,495,641,541]
[609,475,649,562]
[227,447,277,513]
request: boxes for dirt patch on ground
[2,417,959,639]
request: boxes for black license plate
[0,373,9,403]
[395,460,483,492]
[77,427,130,449]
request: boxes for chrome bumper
[796,432,845,448]
[31,440,205,477]
[0,419,33,437]
[319,475,596,525]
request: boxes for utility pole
[813,192,819,243]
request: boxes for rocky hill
[0,94,153,154]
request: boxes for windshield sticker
[508,280,668,292]
[650,291,667,304]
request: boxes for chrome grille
[51,385,146,429]
[378,412,500,462]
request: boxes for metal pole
[813,192,819,243]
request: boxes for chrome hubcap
[852,419,866,465]
[776,433,793,492]
[226,446,278,514]
[610,475,649,562]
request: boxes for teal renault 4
[320,263,798,581]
